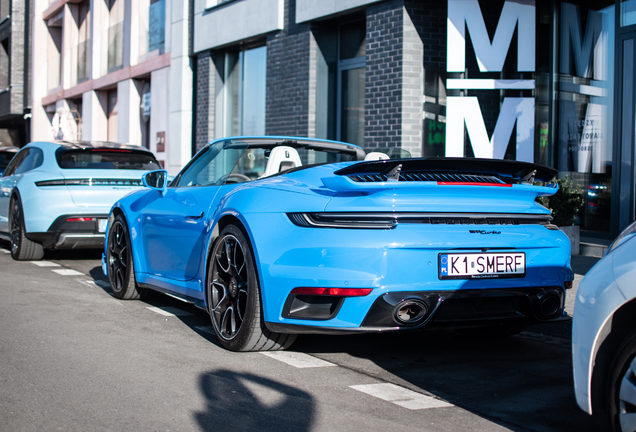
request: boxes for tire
[106,214,149,300]
[456,321,528,339]
[10,196,44,261]
[207,224,296,352]
[608,330,636,432]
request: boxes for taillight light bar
[35,179,67,186]
[36,178,143,186]
[290,287,372,296]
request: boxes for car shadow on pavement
[194,369,315,432]
[291,330,605,432]
[85,267,227,349]
[42,248,103,261]
[88,266,109,284]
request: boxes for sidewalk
[579,230,614,257]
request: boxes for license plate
[438,252,525,280]
[98,219,108,233]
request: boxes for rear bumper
[27,232,105,249]
[27,214,108,249]
[268,286,567,334]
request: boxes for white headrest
[262,146,302,177]
[364,151,390,161]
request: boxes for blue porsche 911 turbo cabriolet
[103,136,574,352]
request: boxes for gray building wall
[0,0,29,146]
[195,52,210,152]
[265,0,311,137]
[364,0,405,150]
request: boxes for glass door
[615,33,636,232]
[338,60,365,146]
[336,21,366,147]
[557,2,615,232]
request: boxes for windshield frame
[171,137,364,187]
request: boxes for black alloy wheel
[210,232,249,340]
[10,197,44,261]
[107,215,148,300]
[207,224,295,352]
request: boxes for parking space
[0,241,603,431]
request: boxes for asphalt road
[0,243,605,432]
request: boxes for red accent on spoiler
[437,182,512,187]
[89,149,132,152]
[291,287,373,296]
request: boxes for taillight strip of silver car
[35,178,143,187]
[288,212,558,230]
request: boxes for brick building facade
[193,0,430,157]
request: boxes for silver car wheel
[619,356,636,432]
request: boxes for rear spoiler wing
[334,157,557,184]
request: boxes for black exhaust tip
[535,292,561,319]
[394,299,429,326]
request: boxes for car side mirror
[142,170,169,195]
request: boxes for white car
[573,221,636,431]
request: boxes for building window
[0,0,9,19]
[77,0,91,83]
[621,0,636,27]
[214,45,267,137]
[107,0,124,71]
[0,39,8,90]
[107,90,118,141]
[314,19,366,147]
[422,69,450,157]
[47,18,62,91]
[140,81,151,148]
[70,99,83,141]
[148,0,165,52]
[337,21,366,148]
[138,0,165,61]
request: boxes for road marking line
[31,261,60,267]
[52,269,84,276]
[260,351,337,368]
[1,249,10,253]
[77,279,110,289]
[350,383,453,410]
[146,306,192,317]
[147,306,175,316]
[93,280,110,288]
